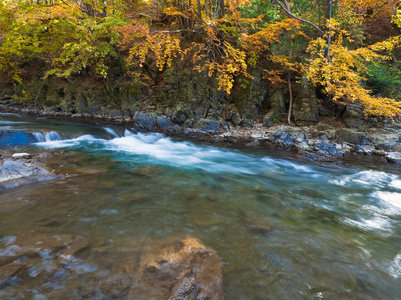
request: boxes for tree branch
[273,0,324,35]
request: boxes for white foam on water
[124,129,135,136]
[390,179,401,190]
[342,216,393,233]
[35,134,99,148]
[371,191,401,210]
[0,112,21,117]
[329,170,397,188]
[389,251,401,278]
[107,133,259,174]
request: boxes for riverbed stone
[12,152,31,159]
[242,212,274,233]
[134,236,223,300]
[386,152,401,163]
[0,262,25,288]
[0,160,54,189]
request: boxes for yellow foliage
[307,24,401,118]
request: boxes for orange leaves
[117,23,181,73]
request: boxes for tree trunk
[287,72,293,125]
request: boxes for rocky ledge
[0,152,57,190]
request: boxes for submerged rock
[242,212,274,233]
[0,160,55,189]
[135,236,223,300]
[386,152,401,163]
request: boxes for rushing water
[1,112,401,299]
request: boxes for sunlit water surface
[1,113,401,299]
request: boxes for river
[1,112,401,299]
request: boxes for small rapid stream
[1,113,401,299]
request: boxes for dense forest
[1,0,401,122]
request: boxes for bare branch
[273,0,324,35]
[150,28,201,34]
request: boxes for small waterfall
[45,131,63,141]
[103,127,119,138]
[33,131,63,142]
[32,132,46,142]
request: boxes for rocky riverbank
[2,99,401,164]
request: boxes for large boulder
[134,236,223,300]
[0,159,55,189]
[0,130,37,146]
[386,152,401,163]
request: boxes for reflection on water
[1,113,401,299]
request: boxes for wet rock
[194,118,221,132]
[187,213,221,227]
[59,235,89,256]
[130,165,160,177]
[372,149,386,156]
[12,152,31,159]
[336,129,367,144]
[0,232,74,266]
[172,110,188,125]
[315,141,342,156]
[133,112,156,131]
[0,130,37,146]
[251,131,263,138]
[156,115,173,129]
[135,236,223,300]
[0,262,25,288]
[169,277,196,300]
[0,160,55,189]
[355,145,374,155]
[246,140,260,147]
[242,212,274,233]
[375,142,397,152]
[269,131,294,149]
[386,152,401,163]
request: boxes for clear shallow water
[1,113,401,299]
